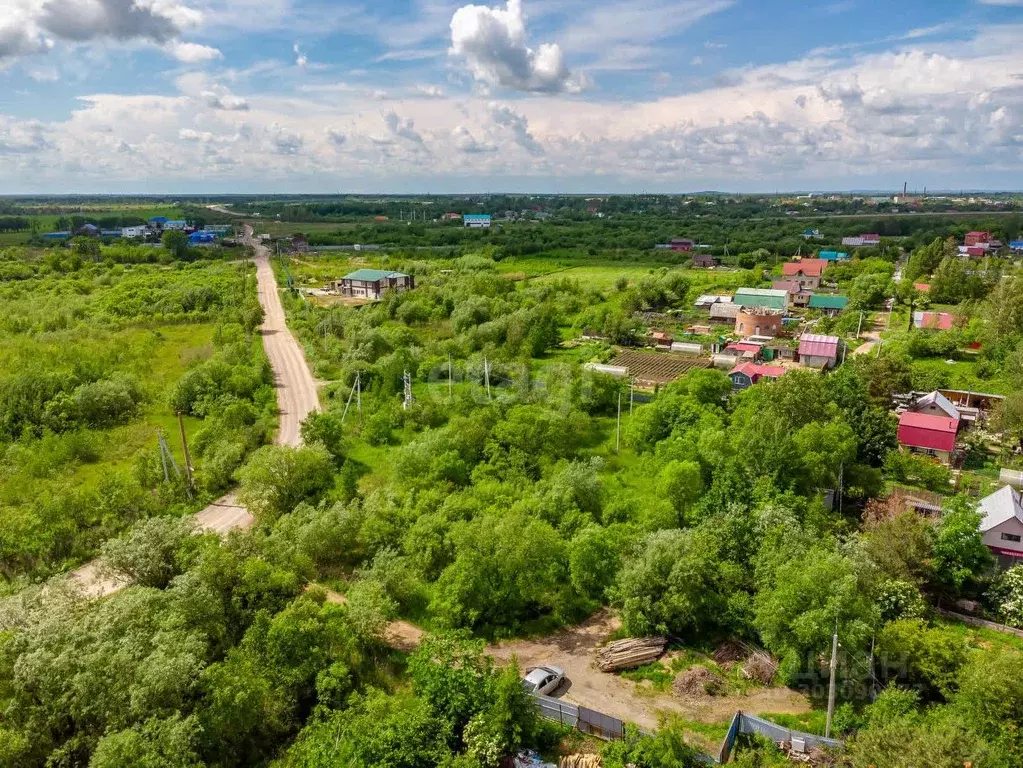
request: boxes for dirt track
[70,227,318,595]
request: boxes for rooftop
[798,333,840,358]
[729,362,786,379]
[979,486,1023,533]
[807,294,849,310]
[782,259,827,277]
[343,268,410,281]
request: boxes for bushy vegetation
[0,247,272,583]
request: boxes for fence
[718,712,844,763]
[530,695,625,740]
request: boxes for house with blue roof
[463,214,492,229]
[1010,240,1023,253]
[335,268,414,300]
[818,251,849,261]
[189,231,216,245]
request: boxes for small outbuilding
[728,362,786,390]
[897,411,959,464]
[691,253,719,267]
[798,334,840,369]
[807,294,849,315]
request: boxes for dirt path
[489,611,809,731]
[69,228,319,596]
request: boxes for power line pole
[448,354,453,401]
[629,380,634,415]
[484,357,491,401]
[856,310,863,339]
[341,375,358,423]
[176,412,194,498]
[403,370,414,410]
[616,392,622,454]
[356,371,361,412]
[825,616,839,739]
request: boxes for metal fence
[718,711,844,762]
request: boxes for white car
[522,665,565,696]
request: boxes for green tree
[90,715,203,768]
[657,460,704,520]
[101,515,206,589]
[236,444,335,524]
[932,496,993,595]
[162,230,189,259]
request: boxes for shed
[671,342,703,355]
[463,214,492,228]
[807,294,849,315]
[913,312,956,331]
[709,302,740,321]
[798,334,840,369]
[897,411,959,463]
[691,253,719,267]
[1010,240,1023,252]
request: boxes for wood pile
[559,755,600,768]
[712,640,747,668]
[672,665,722,699]
[595,637,667,672]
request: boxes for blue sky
[1,0,1022,192]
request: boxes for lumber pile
[595,637,667,672]
[559,755,600,768]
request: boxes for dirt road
[248,225,320,447]
[70,227,318,595]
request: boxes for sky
[1,0,1022,193]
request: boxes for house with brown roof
[772,279,813,308]
[692,253,720,268]
[781,259,828,291]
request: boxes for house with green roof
[733,288,788,312]
[808,294,849,316]
[335,268,414,300]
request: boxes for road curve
[69,226,318,596]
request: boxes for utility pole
[356,371,361,412]
[341,375,357,423]
[484,357,491,401]
[856,311,863,339]
[616,392,622,454]
[629,380,634,415]
[176,412,194,497]
[825,616,839,739]
[158,429,169,483]
[448,354,453,400]
[403,370,414,410]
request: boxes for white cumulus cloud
[168,41,222,63]
[449,0,587,94]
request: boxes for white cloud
[452,125,497,153]
[0,116,50,153]
[326,127,347,147]
[265,122,303,154]
[691,56,703,66]
[383,110,427,146]
[293,42,307,68]
[168,41,222,63]
[414,84,446,99]
[976,0,1023,5]
[1,0,204,63]
[449,0,587,93]
[489,102,543,155]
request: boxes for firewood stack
[595,637,668,672]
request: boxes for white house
[121,226,148,238]
[463,214,492,228]
[979,486,1023,568]
[163,220,188,230]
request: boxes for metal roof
[782,259,827,277]
[897,411,959,453]
[808,294,848,310]
[979,486,1023,533]
[729,362,786,380]
[734,288,787,310]
[798,334,840,358]
[912,391,961,420]
[343,268,409,281]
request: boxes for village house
[798,334,840,369]
[818,250,849,262]
[463,214,492,228]
[907,391,961,420]
[807,294,849,316]
[733,288,788,312]
[897,411,959,464]
[691,253,720,267]
[965,231,992,247]
[978,486,1023,568]
[669,238,695,252]
[728,362,786,390]
[334,268,414,300]
[709,302,740,323]
[1010,240,1023,253]
[802,228,823,240]
[735,307,785,338]
[841,233,881,247]
[913,311,957,331]
[772,280,812,308]
[121,225,148,238]
[781,258,828,291]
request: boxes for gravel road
[70,226,318,594]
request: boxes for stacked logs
[595,637,668,672]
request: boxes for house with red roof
[728,362,786,391]
[913,312,957,331]
[798,334,840,369]
[965,231,991,247]
[897,411,960,464]
[781,259,828,291]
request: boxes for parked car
[522,665,565,695]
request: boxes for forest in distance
[2,198,1023,767]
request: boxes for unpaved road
[70,227,318,596]
[319,590,810,735]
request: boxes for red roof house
[781,259,827,278]
[728,362,786,390]
[725,341,763,357]
[965,231,991,247]
[898,411,959,460]
[914,312,956,331]
[965,246,985,258]
[798,334,840,369]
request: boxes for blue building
[42,232,70,240]
[1010,240,1023,253]
[463,214,492,229]
[818,250,849,261]
[189,231,216,245]
[149,216,168,226]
